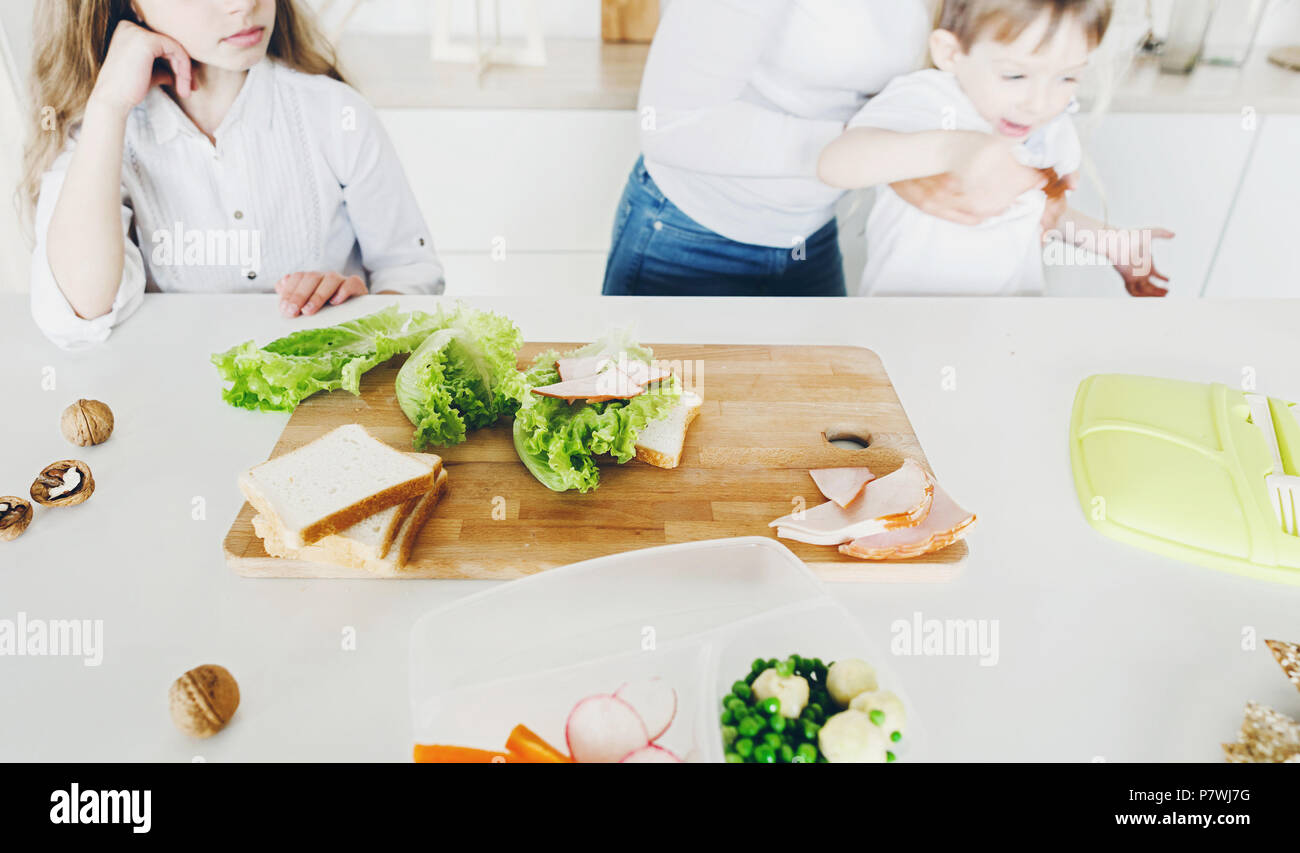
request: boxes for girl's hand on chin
[88,20,194,116]
[276,272,369,318]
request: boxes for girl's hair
[937,0,1114,50]
[19,0,344,219]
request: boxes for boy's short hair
[939,0,1113,50]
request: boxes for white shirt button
[653,221,664,231]
[233,210,243,220]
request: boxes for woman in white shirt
[602,0,1056,297]
[22,0,443,350]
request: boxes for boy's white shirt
[849,68,1083,296]
[30,58,445,350]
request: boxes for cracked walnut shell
[30,460,94,507]
[169,665,241,738]
[61,399,114,446]
[0,497,32,541]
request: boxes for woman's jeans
[601,158,846,297]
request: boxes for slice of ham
[556,355,609,382]
[556,353,671,388]
[531,368,645,403]
[770,459,934,546]
[810,467,877,508]
[620,359,672,389]
[838,484,976,560]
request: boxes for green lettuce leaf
[211,305,443,412]
[395,303,527,449]
[513,334,681,493]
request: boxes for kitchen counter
[2,293,1300,762]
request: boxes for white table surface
[2,293,1300,763]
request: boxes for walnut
[169,665,241,738]
[30,460,94,507]
[0,497,32,541]
[61,399,114,446]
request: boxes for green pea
[738,717,761,737]
[795,743,818,764]
[720,709,733,726]
[891,731,902,743]
[735,737,754,758]
[763,732,783,749]
[725,751,744,764]
[726,697,747,715]
[753,744,776,764]
[721,725,738,745]
[768,714,787,734]
[801,720,821,741]
[779,744,794,764]
[886,751,896,763]
[869,709,886,727]
[803,703,823,721]
[731,681,752,701]
[751,658,767,674]
[767,658,779,669]
[774,660,795,678]
[760,697,781,716]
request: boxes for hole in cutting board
[823,425,872,450]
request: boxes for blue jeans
[602,157,846,297]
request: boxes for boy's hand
[1114,228,1175,297]
[1041,172,1078,239]
[276,272,369,317]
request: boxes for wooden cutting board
[223,344,968,581]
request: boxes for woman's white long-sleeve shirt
[30,58,444,349]
[639,0,932,248]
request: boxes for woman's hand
[891,132,1046,226]
[276,272,369,317]
[88,20,193,117]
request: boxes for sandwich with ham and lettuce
[513,330,702,493]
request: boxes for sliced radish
[620,744,683,763]
[565,695,649,763]
[614,678,678,741]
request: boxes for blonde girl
[23,0,443,349]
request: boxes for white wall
[322,0,601,38]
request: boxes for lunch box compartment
[420,641,713,761]
[699,599,920,763]
[410,537,920,761]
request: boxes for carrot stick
[413,744,517,763]
[505,724,573,763]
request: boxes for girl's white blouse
[30,58,444,349]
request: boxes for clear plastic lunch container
[409,537,922,762]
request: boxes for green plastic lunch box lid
[1070,374,1300,585]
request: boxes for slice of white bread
[253,494,417,567]
[254,464,448,574]
[634,391,703,470]
[391,467,448,569]
[239,424,439,549]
